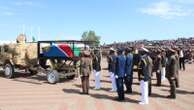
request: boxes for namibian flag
[43,43,80,59]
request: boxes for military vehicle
[0,34,93,84]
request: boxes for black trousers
[148,79,152,96]
[124,72,133,93]
[179,57,185,70]
[81,76,89,94]
[116,78,125,100]
[167,77,176,98]
[156,71,162,86]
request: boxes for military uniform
[175,52,180,88]
[107,49,117,91]
[166,49,177,99]
[138,48,153,104]
[133,53,141,81]
[80,51,92,94]
[161,51,167,81]
[92,50,102,89]
[155,53,162,86]
[115,50,126,101]
[179,49,185,70]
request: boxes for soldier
[174,48,180,88]
[132,47,141,81]
[80,50,92,94]
[107,48,117,92]
[124,48,133,93]
[92,49,102,89]
[138,47,153,104]
[166,48,177,99]
[115,48,126,101]
[179,48,185,71]
[155,49,162,86]
[161,49,167,81]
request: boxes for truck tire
[47,70,59,84]
[4,63,14,78]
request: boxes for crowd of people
[79,45,189,105]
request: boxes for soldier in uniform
[132,47,141,81]
[174,48,180,88]
[155,49,162,86]
[166,48,177,99]
[80,50,92,94]
[115,48,126,101]
[92,49,102,89]
[107,48,117,92]
[124,48,133,93]
[138,47,153,104]
[161,49,167,81]
[179,48,185,71]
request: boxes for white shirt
[179,50,184,58]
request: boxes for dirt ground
[0,58,194,110]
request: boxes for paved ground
[0,58,194,110]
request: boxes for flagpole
[38,26,40,41]
[30,26,33,42]
[22,24,25,35]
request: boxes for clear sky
[0,0,194,44]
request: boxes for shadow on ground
[0,70,76,85]
[162,88,194,95]
[62,88,139,104]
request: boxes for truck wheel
[4,63,14,78]
[47,70,59,84]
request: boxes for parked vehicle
[0,34,93,84]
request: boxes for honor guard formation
[79,44,193,105]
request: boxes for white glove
[115,75,118,79]
[157,70,160,73]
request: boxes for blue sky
[0,0,194,44]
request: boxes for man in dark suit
[115,48,126,101]
[124,48,133,93]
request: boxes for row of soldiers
[107,47,180,104]
[79,46,180,105]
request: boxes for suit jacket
[125,53,133,76]
[115,54,126,78]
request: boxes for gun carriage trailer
[0,40,93,84]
